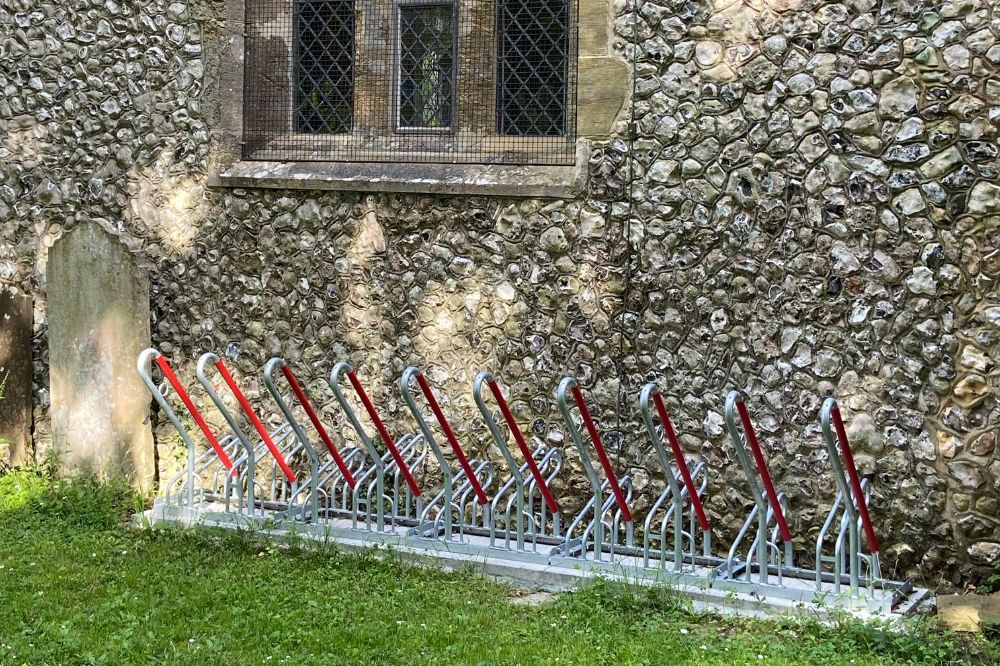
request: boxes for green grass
[0,470,995,665]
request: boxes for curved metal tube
[263,358,320,522]
[639,383,687,572]
[401,366,457,539]
[330,362,388,531]
[473,370,560,550]
[197,352,259,517]
[138,348,198,511]
[724,390,790,585]
[821,396,880,594]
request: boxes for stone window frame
[206,0,628,197]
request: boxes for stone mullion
[456,0,496,141]
[354,0,395,141]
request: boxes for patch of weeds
[568,578,690,619]
[976,559,1000,594]
[0,467,49,511]
[27,473,141,529]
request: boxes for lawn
[0,469,994,665]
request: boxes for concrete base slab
[142,501,930,622]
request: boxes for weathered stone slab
[577,56,629,138]
[47,221,154,489]
[0,289,33,466]
[938,594,1000,633]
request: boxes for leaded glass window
[294,0,355,133]
[498,0,570,137]
[397,3,456,129]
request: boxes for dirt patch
[506,589,557,606]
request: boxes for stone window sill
[209,144,588,199]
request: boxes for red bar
[652,393,710,532]
[347,371,421,498]
[735,400,792,542]
[280,364,356,490]
[155,356,237,476]
[831,407,880,553]
[214,360,296,484]
[486,379,560,514]
[415,373,490,505]
[569,385,633,522]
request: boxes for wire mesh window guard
[498,0,570,137]
[243,0,578,164]
[295,0,355,133]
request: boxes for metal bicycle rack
[400,366,494,542]
[473,371,562,553]
[139,348,926,616]
[552,376,634,562]
[196,352,310,521]
[638,382,712,573]
[712,390,915,609]
[719,389,795,588]
[137,349,241,515]
[328,361,427,533]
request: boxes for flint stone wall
[1,0,999,585]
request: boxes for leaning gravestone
[0,289,32,466]
[47,221,154,489]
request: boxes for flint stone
[906,267,938,295]
[968,182,1000,215]
[942,44,971,70]
[960,346,995,373]
[953,374,989,406]
[894,189,927,215]
[969,431,996,457]
[47,221,154,490]
[879,76,920,119]
[919,147,963,179]
[969,542,1000,565]
[539,227,569,254]
[948,461,986,489]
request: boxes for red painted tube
[214,360,296,484]
[831,407,880,554]
[155,355,237,476]
[486,379,560,514]
[651,393,710,532]
[569,385,633,523]
[415,373,490,505]
[346,371,422,498]
[279,364,356,490]
[735,400,792,542]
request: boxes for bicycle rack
[638,382,712,573]
[262,357,328,520]
[137,348,242,515]
[816,396,914,607]
[400,366,494,542]
[718,389,794,588]
[328,361,426,533]
[197,352,306,521]
[473,371,563,553]
[140,348,926,616]
[552,376,634,563]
